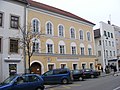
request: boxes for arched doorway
[31,62,41,75]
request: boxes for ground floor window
[90,63,94,69]
[73,64,78,70]
[9,64,17,76]
[60,64,66,69]
[48,64,54,71]
[82,63,86,69]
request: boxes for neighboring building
[113,25,120,70]
[0,0,27,82]
[26,0,97,74]
[94,21,118,72]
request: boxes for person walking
[113,66,117,76]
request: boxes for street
[45,75,120,90]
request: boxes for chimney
[108,20,111,25]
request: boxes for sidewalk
[100,71,120,77]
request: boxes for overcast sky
[33,0,120,29]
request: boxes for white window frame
[46,21,54,36]
[31,18,40,33]
[58,24,65,37]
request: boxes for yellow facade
[26,5,97,74]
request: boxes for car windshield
[1,75,16,85]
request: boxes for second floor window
[47,44,53,53]
[0,13,3,27]
[70,28,75,39]
[32,19,39,33]
[10,39,18,53]
[58,25,64,37]
[87,32,91,41]
[10,15,19,29]
[46,22,53,35]
[79,30,83,40]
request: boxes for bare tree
[18,23,42,73]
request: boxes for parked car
[41,68,73,84]
[80,69,101,78]
[71,69,85,81]
[0,74,44,90]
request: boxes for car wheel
[91,75,94,78]
[62,78,68,84]
[36,87,43,90]
[79,77,83,81]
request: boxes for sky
[33,0,120,29]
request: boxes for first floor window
[59,45,65,54]
[72,46,76,54]
[81,47,84,55]
[88,48,92,55]
[10,39,18,53]
[47,44,53,53]
[0,13,3,26]
[33,42,39,52]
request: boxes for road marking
[113,86,120,90]
[62,85,71,89]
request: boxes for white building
[0,0,27,82]
[113,25,120,70]
[94,21,118,72]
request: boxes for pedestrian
[101,66,103,73]
[113,66,117,76]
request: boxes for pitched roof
[94,29,101,38]
[28,0,95,26]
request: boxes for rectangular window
[108,32,110,37]
[80,47,84,55]
[59,45,64,54]
[61,64,66,69]
[111,33,113,38]
[9,64,17,76]
[90,63,93,69]
[0,38,1,52]
[99,40,101,45]
[109,41,111,46]
[82,64,86,69]
[47,44,53,53]
[113,51,115,56]
[48,64,54,71]
[88,48,92,55]
[33,42,39,52]
[104,31,107,36]
[0,13,3,26]
[73,64,77,70]
[72,46,76,54]
[10,15,19,29]
[10,39,18,53]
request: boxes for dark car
[0,74,44,90]
[80,69,101,78]
[71,69,85,81]
[41,68,73,84]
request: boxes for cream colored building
[26,0,97,74]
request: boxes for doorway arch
[31,62,42,75]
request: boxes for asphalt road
[45,75,120,90]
